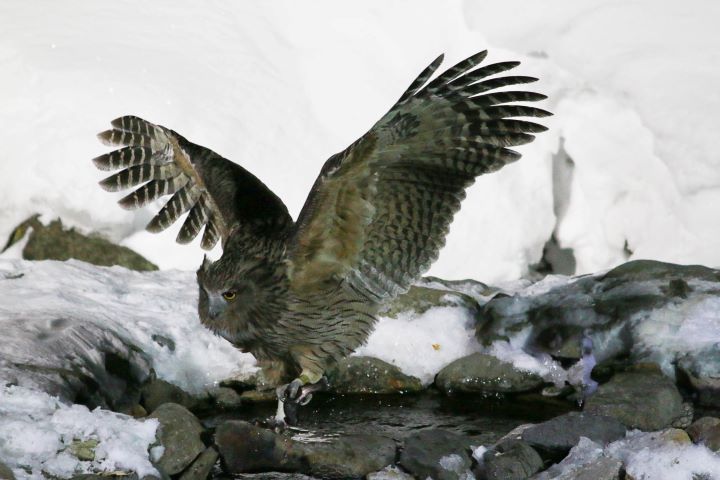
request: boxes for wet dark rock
[4,216,157,271]
[179,447,219,480]
[584,368,685,431]
[301,434,396,479]
[216,420,395,479]
[534,457,622,480]
[677,350,720,407]
[482,439,543,480]
[0,462,15,480]
[149,403,206,476]
[435,353,545,395]
[521,412,626,460]
[367,466,416,479]
[686,417,720,452]
[398,429,472,480]
[327,356,422,394]
[216,421,302,473]
[141,378,197,413]
[207,386,244,410]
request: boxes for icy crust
[0,258,256,394]
[0,385,159,480]
[537,433,720,480]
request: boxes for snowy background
[2,0,718,282]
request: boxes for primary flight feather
[94,50,550,418]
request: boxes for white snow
[355,306,481,385]
[606,430,720,480]
[0,385,159,480]
[1,1,718,283]
[0,258,256,393]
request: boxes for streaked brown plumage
[94,51,550,401]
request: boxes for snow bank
[0,385,158,480]
[1,1,717,283]
[0,258,255,393]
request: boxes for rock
[301,434,396,479]
[398,429,472,480]
[367,466,416,479]
[0,462,15,480]
[68,438,99,461]
[179,447,219,480]
[584,369,685,431]
[216,421,396,479]
[435,353,545,395]
[532,438,622,480]
[207,386,244,410]
[216,421,302,473]
[382,277,486,318]
[477,260,720,367]
[4,216,157,271]
[482,439,543,480]
[141,379,197,413]
[677,350,720,407]
[327,356,422,394]
[686,417,720,451]
[149,403,206,476]
[521,412,626,460]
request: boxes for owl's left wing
[94,117,293,250]
[288,51,550,300]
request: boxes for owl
[93,51,549,422]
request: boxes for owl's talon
[297,392,313,406]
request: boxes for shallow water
[204,391,574,478]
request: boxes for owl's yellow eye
[222,290,237,302]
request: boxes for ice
[0,258,256,394]
[0,385,158,479]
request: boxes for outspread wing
[288,51,550,300]
[94,116,293,250]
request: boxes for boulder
[482,439,543,480]
[4,215,157,271]
[327,356,422,394]
[435,353,545,395]
[141,378,197,413]
[0,462,15,480]
[677,350,720,408]
[521,412,625,460]
[382,276,488,318]
[179,447,219,480]
[215,420,396,479]
[531,438,622,480]
[149,403,206,476]
[584,368,685,431]
[686,417,720,452]
[398,429,472,480]
[301,434,396,479]
[477,260,720,367]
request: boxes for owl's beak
[208,293,227,319]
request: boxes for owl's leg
[274,369,328,426]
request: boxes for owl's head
[196,244,286,346]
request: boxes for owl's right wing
[93,116,293,250]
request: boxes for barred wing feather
[288,51,550,300]
[94,116,292,250]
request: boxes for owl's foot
[274,376,329,425]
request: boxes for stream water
[203,391,575,479]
